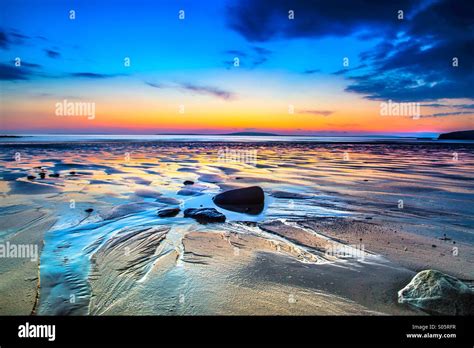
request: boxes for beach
[0,136,473,315]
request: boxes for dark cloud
[10,32,30,40]
[344,1,474,101]
[250,46,271,67]
[251,55,268,67]
[303,69,321,74]
[8,60,42,69]
[252,46,272,56]
[299,109,334,116]
[145,81,165,89]
[145,81,236,101]
[420,103,474,117]
[0,29,34,49]
[226,0,416,42]
[226,0,474,102]
[332,63,367,75]
[422,103,474,109]
[427,111,474,117]
[0,63,31,80]
[180,83,235,100]
[421,103,449,108]
[45,49,60,59]
[224,45,271,68]
[69,72,119,79]
[0,59,43,80]
[0,31,8,49]
[224,49,248,57]
[346,45,474,101]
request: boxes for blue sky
[1,0,473,135]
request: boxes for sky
[0,0,473,136]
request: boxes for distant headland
[438,130,474,140]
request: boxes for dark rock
[39,172,46,179]
[184,208,226,224]
[49,173,60,178]
[213,186,264,215]
[85,208,94,213]
[183,180,194,185]
[69,171,76,175]
[27,175,36,180]
[398,269,474,315]
[238,221,257,227]
[439,233,451,241]
[157,207,180,218]
[177,189,203,196]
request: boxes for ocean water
[2,134,473,144]
[1,136,473,314]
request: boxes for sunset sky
[1,0,473,136]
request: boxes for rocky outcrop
[398,269,474,315]
[438,130,474,140]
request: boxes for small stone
[184,208,226,224]
[157,207,180,218]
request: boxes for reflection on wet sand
[0,141,473,315]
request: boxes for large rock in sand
[398,269,474,315]
[213,186,264,214]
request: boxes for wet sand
[0,206,56,314]
[0,140,473,315]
